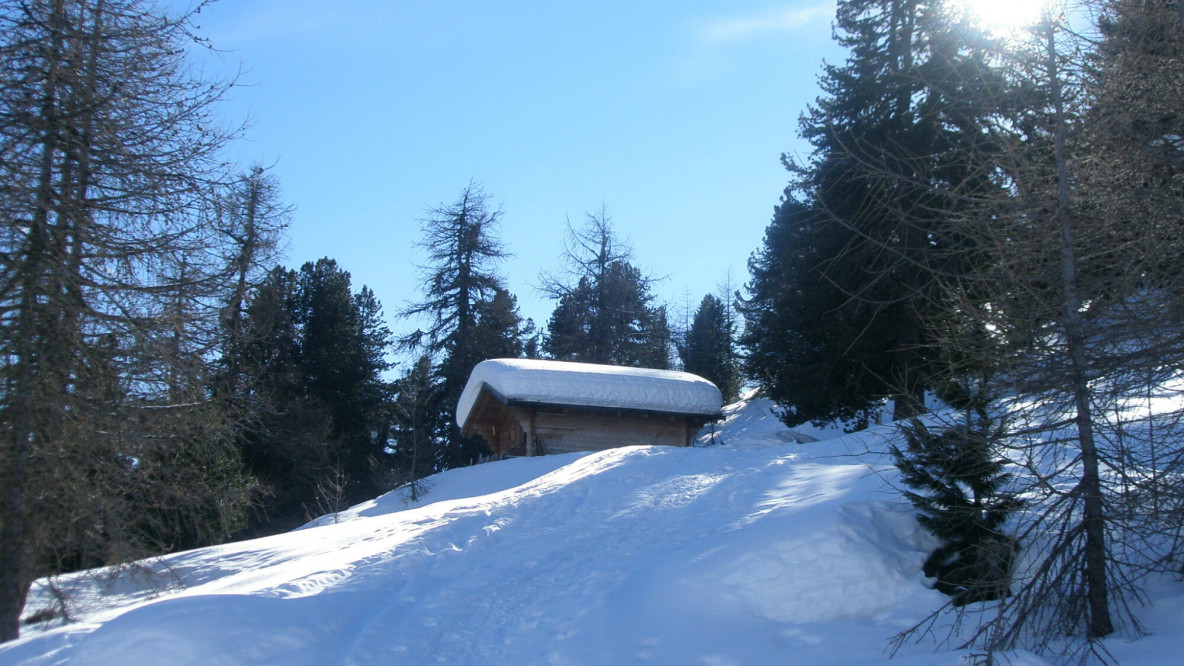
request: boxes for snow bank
[5,395,1184,665]
[456,358,723,427]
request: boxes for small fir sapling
[892,404,1023,606]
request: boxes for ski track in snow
[4,395,1184,665]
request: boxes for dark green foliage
[542,211,671,369]
[390,355,437,502]
[892,408,1022,606]
[544,277,594,362]
[231,260,392,535]
[742,0,1006,424]
[681,294,741,403]
[545,264,672,368]
[297,260,392,500]
[740,200,884,429]
[464,288,525,374]
[1084,0,1184,298]
[521,318,542,359]
[639,303,674,370]
[398,183,526,472]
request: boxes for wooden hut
[456,359,724,457]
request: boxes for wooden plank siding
[465,388,527,457]
[461,385,712,458]
[523,409,691,455]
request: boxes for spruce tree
[1085,0,1184,298]
[470,288,526,362]
[228,260,392,533]
[544,277,594,362]
[391,354,438,502]
[541,209,670,368]
[233,267,332,535]
[638,302,674,370]
[682,294,741,403]
[892,406,1022,606]
[298,259,392,501]
[741,200,885,428]
[742,0,1004,424]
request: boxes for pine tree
[295,259,392,505]
[541,209,670,368]
[391,354,438,502]
[233,267,332,535]
[399,183,523,470]
[740,200,885,428]
[682,294,741,403]
[227,260,392,533]
[638,302,673,370]
[1085,0,1184,299]
[892,406,1022,606]
[471,288,526,362]
[544,277,594,362]
[0,0,253,641]
[743,0,1004,424]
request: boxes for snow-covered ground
[2,395,1183,665]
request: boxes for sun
[957,0,1049,35]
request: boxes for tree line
[7,0,1175,659]
[0,0,742,641]
[737,0,1183,660]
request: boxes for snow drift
[2,396,1182,665]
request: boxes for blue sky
[194,1,843,354]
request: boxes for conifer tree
[216,165,291,407]
[682,294,741,403]
[233,267,332,535]
[743,0,1004,424]
[297,259,392,501]
[228,260,391,533]
[544,277,594,362]
[471,288,526,362]
[399,183,523,470]
[391,354,437,502]
[892,405,1022,607]
[541,209,670,368]
[0,0,254,641]
[892,3,1184,655]
[741,200,885,428]
[638,303,674,370]
[1084,0,1184,299]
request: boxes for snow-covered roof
[456,358,724,427]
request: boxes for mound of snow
[4,396,1184,665]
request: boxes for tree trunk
[892,376,927,420]
[1046,20,1113,639]
[0,336,34,641]
[0,0,71,639]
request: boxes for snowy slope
[2,396,1183,665]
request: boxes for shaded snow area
[5,397,1184,665]
[456,358,724,427]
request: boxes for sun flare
[959,0,1049,35]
